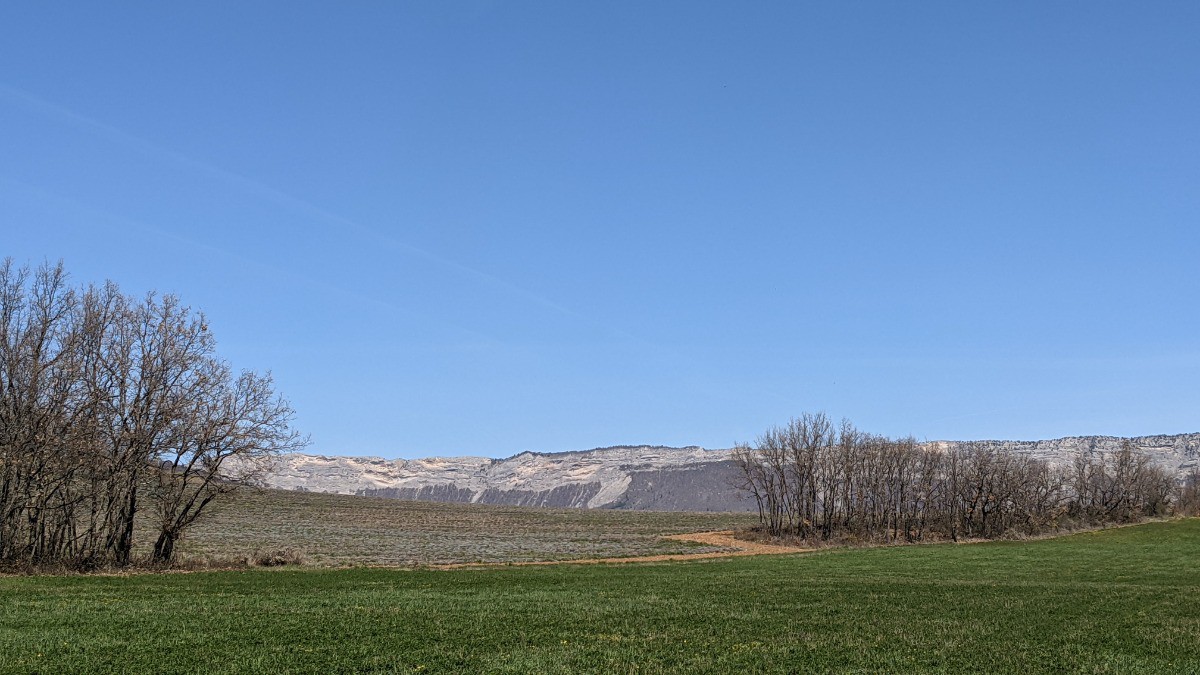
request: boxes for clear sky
[2,2,1198,458]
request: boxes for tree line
[0,261,303,568]
[734,412,1180,542]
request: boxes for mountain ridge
[262,433,1200,512]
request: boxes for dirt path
[432,531,809,570]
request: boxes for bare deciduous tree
[735,413,1178,543]
[0,260,304,569]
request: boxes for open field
[3,518,1198,673]
[146,488,759,566]
[436,531,809,568]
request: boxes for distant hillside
[931,433,1200,474]
[262,434,1200,512]
[265,445,751,511]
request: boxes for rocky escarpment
[607,461,749,512]
[931,433,1200,476]
[266,445,748,511]
[262,433,1199,512]
[360,482,603,510]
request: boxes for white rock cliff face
[261,434,1200,511]
[931,434,1200,475]
[265,446,732,508]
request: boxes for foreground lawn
[2,520,1198,673]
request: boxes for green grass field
[3,518,1198,673]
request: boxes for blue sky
[3,2,1197,458]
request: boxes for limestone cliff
[262,433,1199,512]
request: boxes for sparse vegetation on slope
[1,519,1197,673]
[153,487,758,566]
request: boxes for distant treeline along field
[734,412,1200,543]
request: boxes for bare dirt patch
[433,530,809,569]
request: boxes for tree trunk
[115,486,137,565]
[152,529,177,564]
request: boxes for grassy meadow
[3,517,1198,673]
